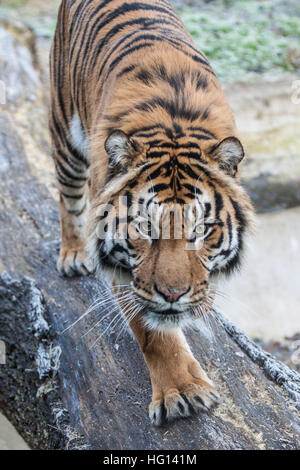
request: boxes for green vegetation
[0,0,299,83]
[178,0,300,82]
[0,0,59,38]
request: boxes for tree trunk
[0,19,299,450]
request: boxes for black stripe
[98,29,142,79]
[230,198,246,231]
[119,33,164,53]
[129,124,170,136]
[177,162,199,180]
[227,212,233,246]
[210,232,224,249]
[190,162,216,181]
[182,183,202,194]
[190,133,213,141]
[135,96,203,121]
[56,149,86,175]
[146,139,164,147]
[147,164,165,179]
[55,160,87,182]
[192,71,209,90]
[188,127,217,139]
[69,0,104,38]
[71,3,118,104]
[204,202,211,218]
[62,192,84,200]
[178,152,203,160]
[147,151,169,159]
[68,203,87,217]
[200,258,210,272]
[88,3,182,70]
[51,113,89,168]
[110,244,130,257]
[57,178,86,189]
[214,191,224,218]
[70,0,116,62]
[162,38,213,74]
[165,36,209,67]
[136,68,154,86]
[91,18,178,71]
[104,43,155,80]
[149,183,170,193]
[117,64,137,78]
[179,143,200,150]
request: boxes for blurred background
[0,0,299,449]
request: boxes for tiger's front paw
[57,247,94,277]
[149,381,219,426]
[148,357,220,427]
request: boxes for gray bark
[0,19,299,450]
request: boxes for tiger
[50,0,255,426]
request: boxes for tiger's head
[88,127,255,330]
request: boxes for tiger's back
[50,0,238,186]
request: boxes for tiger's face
[88,130,254,330]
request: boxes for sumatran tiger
[50,0,255,426]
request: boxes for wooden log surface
[0,18,299,450]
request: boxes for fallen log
[0,18,299,450]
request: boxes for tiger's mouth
[132,293,205,330]
[133,293,195,314]
[142,308,197,330]
[151,308,183,315]
[133,290,206,313]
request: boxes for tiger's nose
[155,285,189,303]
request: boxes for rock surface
[224,80,300,213]
[1,272,300,450]
[217,207,300,342]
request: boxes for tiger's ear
[105,130,141,170]
[209,137,244,177]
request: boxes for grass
[0,0,299,83]
[177,0,300,82]
[0,0,59,37]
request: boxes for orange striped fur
[50,0,255,426]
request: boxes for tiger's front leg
[129,314,220,426]
[57,186,94,277]
[50,113,93,276]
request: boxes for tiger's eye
[195,224,205,235]
[141,221,152,234]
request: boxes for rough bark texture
[0,19,299,450]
